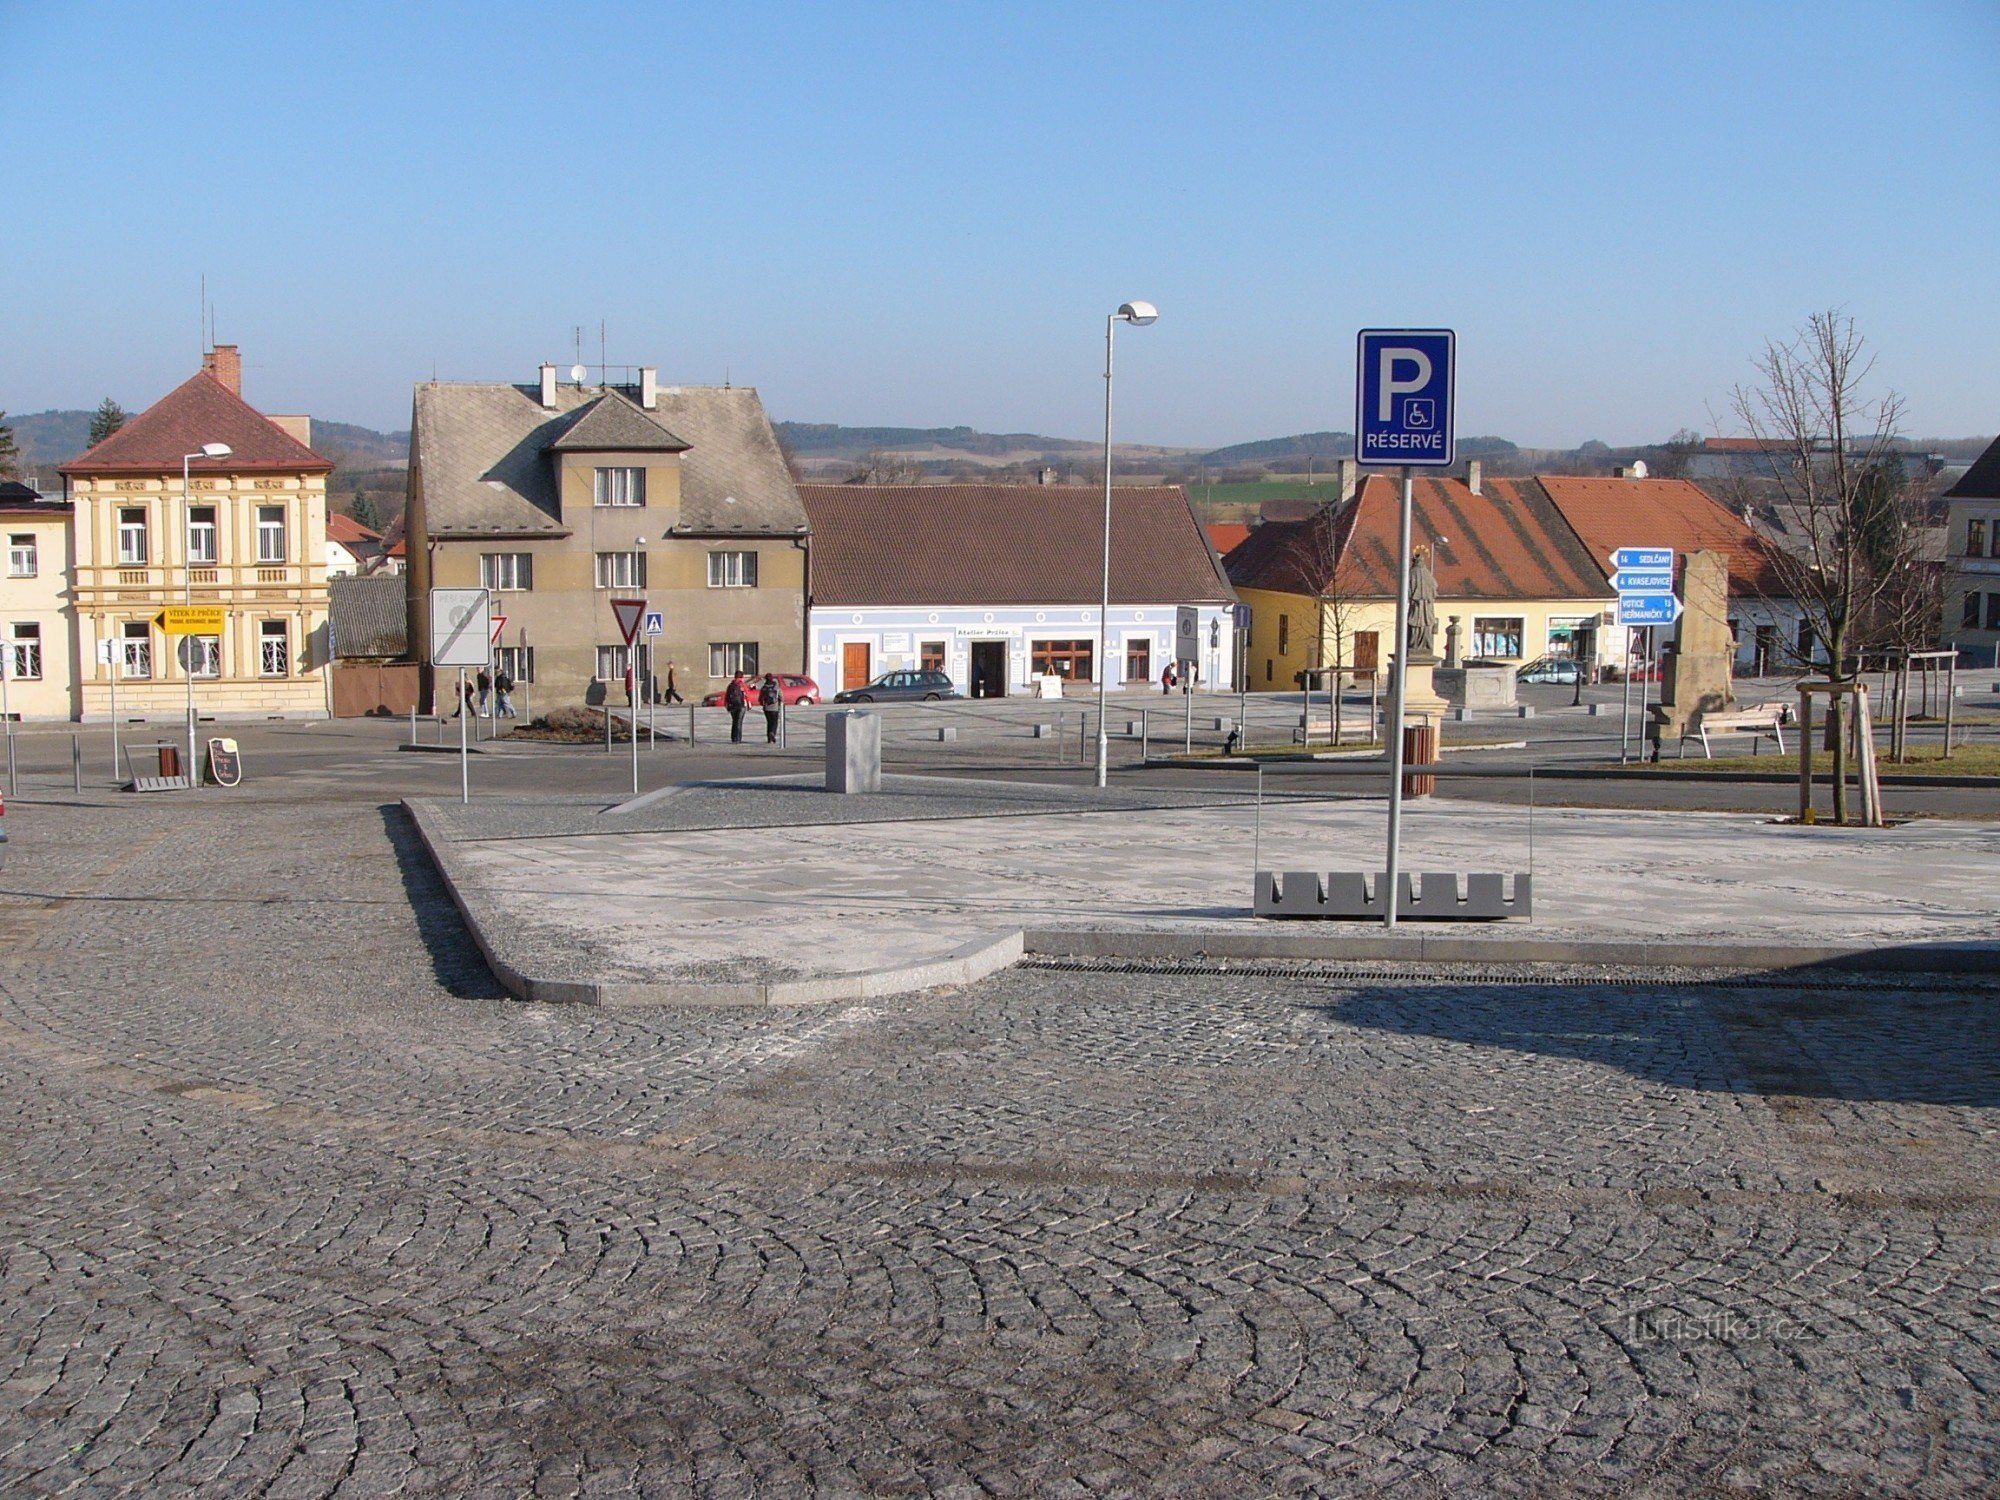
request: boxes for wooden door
[1353,631,1379,679]
[842,641,871,690]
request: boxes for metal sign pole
[1620,626,1633,763]
[630,653,640,794]
[458,666,468,803]
[110,646,120,777]
[1383,466,1414,929]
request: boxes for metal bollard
[73,733,82,794]
[409,704,417,746]
[5,733,14,796]
[1141,709,1149,762]
[688,704,696,746]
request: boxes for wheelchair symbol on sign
[1403,398,1436,430]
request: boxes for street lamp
[1095,300,1158,789]
[182,442,232,781]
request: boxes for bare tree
[843,450,925,485]
[1278,501,1361,744]
[1729,310,1916,819]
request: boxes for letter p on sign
[1377,348,1432,421]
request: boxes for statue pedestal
[1398,654,1450,721]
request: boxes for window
[596,644,631,682]
[594,551,647,589]
[708,641,759,677]
[181,634,221,679]
[493,645,535,684]
[6,623,41,681]
[256,505,287,564]
[122,621,152,679]
[594,467,644,507]
[1546,617,1591,658]
[1471,617,1525,658]
[1125,637,1151,683]
[1969,519,1989,558]
[1989,594,2000,632]
[118,508,148,565]
[920,640,946,673]
[7,534,35,578]
[258,620,290,677]
[480,552,533,592]
[1030,639,1094,680]
[707,550,758,588]
[1964,592,1982,629]
[187,506,217,563]
[1278,615,1290,655]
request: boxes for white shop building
[798,483,1239,698]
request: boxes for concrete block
[1517,704,1535,718]
[1031,723,1056,738]
[1123,720,1143,735]
[1208,716,1235,732]
[933,726,957,741]
[1450,707,1475,722]
[825,710,881,794]
[1587,703,1607,716]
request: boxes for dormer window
[594,467,645,507]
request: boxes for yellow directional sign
[154,605,227,635]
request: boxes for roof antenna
[199,273,206,356]
[599,319,607,389]
[724,366,731,389]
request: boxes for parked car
[1516,656,1584,685]
[833,669,963,703]
[701,673,821,708]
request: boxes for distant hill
[4,409,94,467]
[1200,431,1353,465]
[776,422,1105,458]
[4,408,408,470]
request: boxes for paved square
[3,792,1999,1494]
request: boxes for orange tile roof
[61,370,332,476]
[1538,476,1791,597]
[326,511,382,545]
[1205,522,1251,557]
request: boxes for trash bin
[158,744,182,779]
[1401,724,1436,797]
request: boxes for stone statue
[1408,547,1438,657]
[1443,615,1462,669]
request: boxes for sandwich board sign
[429,588,492,668]
[1356,329,1456,468]
[610,598,647,645]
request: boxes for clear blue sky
[3,1,1995,448]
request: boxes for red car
[702,673,821,708]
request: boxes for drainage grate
[1017,955,1994,993]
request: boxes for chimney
[269,414,312,447]
[1038,465,1058,486]
[1466,459,1482,495]
[202,344,242,397]
[1337,457,1358,502]
[639,366,658,410]
[538,362,558,409]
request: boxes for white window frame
[7,534,35,579]
[121,622,152,679]
[708,641,759,677]
[593,467,645,508]
[6,623,42,681]
[594,551,647,590]
[118,508,149,565]
[183,634,221,679]
[493,645,534,684]
[258,620,289,678]
[187,506,218,564]
[707,550,758,588]
[1471,616,1526,659]
[479,552,533,592]
[596,644,631,682]
[256,505,288,564]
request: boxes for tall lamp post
[1095,299,1158,788]
[182,443,232,782]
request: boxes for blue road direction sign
[1610,546,1674,571]
[1610,569,1674,593]
[1356,329,1456,467]
[1616,593,1683,626]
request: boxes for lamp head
[1116,301,1159,326]
[200,442,232,458]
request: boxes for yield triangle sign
[610,598,647,645]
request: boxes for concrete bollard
[826,710,881,794]
[1451,707,1475,722]
[934,726,957,741]
[1517,705,1535,718]
[1031,723,1056,738]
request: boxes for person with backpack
[723,671,749,743]
[475,667,493,715]
[757,673,784,743]
[493,670,516,718]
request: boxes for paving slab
[412,779,2000,1002]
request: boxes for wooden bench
[1680,702,1788,759]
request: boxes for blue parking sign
[1356,329,1456,468]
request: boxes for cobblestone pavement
[4,795,2000,1495]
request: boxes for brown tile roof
[1206,522,1252,557]
[1539,475,1792,597]
[326,511,382,545]
[798,484,1236,608]
[60,371,333,476]
[1226,475,1611,602]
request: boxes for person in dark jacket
[662,659,684,704]
[758,673,783,743]
[724,672,748,743]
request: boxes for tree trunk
[1828,688,1848,825]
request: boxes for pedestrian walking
[453,677,476,717]
[663,659,684,705]
[758,673,783,743]
[476,668,492,716]
[724,671,749,743]
[493,670,516,718]
[1161,662,1176,695]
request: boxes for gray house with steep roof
[405,363,809,709]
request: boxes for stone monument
[1398,547,1450,719]
[825,710,882,794]
[1650,549,1734,751]
[1443,615,1462,669]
